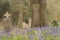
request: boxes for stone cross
[2,11,12,32]
[4,11,11,18]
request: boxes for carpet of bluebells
[0,27,59,40]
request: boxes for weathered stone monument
[1,11,12,32]
[28,17,32,28]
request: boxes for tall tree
[40,0,47,27]
[30,0,47,27]
[30,0,40,27]
[18,7,23,28]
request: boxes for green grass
[44,35,55,40]
[1,35,60,40]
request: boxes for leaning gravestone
[1,12,12,32]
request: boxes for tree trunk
[30,0,47,27]
[40,0,47,27]
[18,11,23,28]
[30,0,40,27]
[31,4,40,27]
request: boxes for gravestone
[23,18,32,28]
[28,17,32,28]
[1,11,12,32]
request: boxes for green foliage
[2,2,10,11]
[14,35,21,40]
[41,31,45,34]
[44,35,55,40]
[31,30,36,36]
[55,36,60,40]
[0,35,14,40]
[52,20,58,26]
[33,37,38,40]
[14,34,29,40]
[0,34,29,40]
